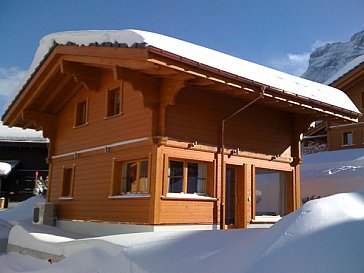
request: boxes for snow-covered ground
[0,149,363,272]
[301,148,364,201]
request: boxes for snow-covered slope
[302,30,364,83]
[301,148,364,200]
[1,191,364,272]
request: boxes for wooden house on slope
[305,55,364,152]
[2,30,360,234]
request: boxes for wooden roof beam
[60,60,99,92]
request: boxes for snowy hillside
[302,30,364,83]
[301,148,364,201]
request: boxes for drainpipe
[220,86,266,230]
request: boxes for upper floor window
[343,132,353,146]
[106,87,122,117]
[111,159,149,196]
[74,99,88,127]
[168,160,207,195]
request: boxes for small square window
[107,87,122,117]
[343,132,353,146]
[75,99,88,127]
[111,159,149,195]
[61,166,74,197]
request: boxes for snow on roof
[0,121,48,143]
[325,54,364,85]
[4,29,361,116]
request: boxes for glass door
[225,166,236,227]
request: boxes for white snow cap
[325,54,364,85]
[0,162,11,176]
[6,29,360,115]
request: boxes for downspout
[220,86,266,230]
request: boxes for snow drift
[1,191,364,272]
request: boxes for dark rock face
[301,30,364,83]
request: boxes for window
[343,132,353,146]
[361,92,364,108]
[61,166,75,197]
[111,159,149,195]
[106,87,122,117]
[168,160,207,195]
[255,168,287,217]
[75,99,88,127]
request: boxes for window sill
[252,216,281,223]
[341,144,354,147]
[109,194,151,199]
[73,122,89,129]
[59,196,73,200]
[162,193,217,201]
[104,113,124,120]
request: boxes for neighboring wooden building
[305,55,364,152]
[0,122,48,207]
[2,30,360,233]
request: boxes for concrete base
[56,220,219,236]
[7,244,64,262]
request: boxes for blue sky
[1,0,363,114]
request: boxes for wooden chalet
[2,30,360,233]
[305,55,364,152]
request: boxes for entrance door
[225,166,237,227]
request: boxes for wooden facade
[2,36,360,230]
[305,61,364,152]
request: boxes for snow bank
[1,184,364,272]
[301,148,364,199]
[0,196,44,224]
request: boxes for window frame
[105,85,123,118]
[110,158,150,198]
[166,158,211,198]
[60,165,75,199]
[74,98,89,127]
[251,166,291,222]
[342,131,353,146]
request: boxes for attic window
[74,99,88,127]
[106,87,122,117]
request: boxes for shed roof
[2,29,361,119]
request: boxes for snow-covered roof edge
[0,121,48,143]
[2,29,361,119]
[324,55,364,85]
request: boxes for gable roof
[2,29,361,122]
